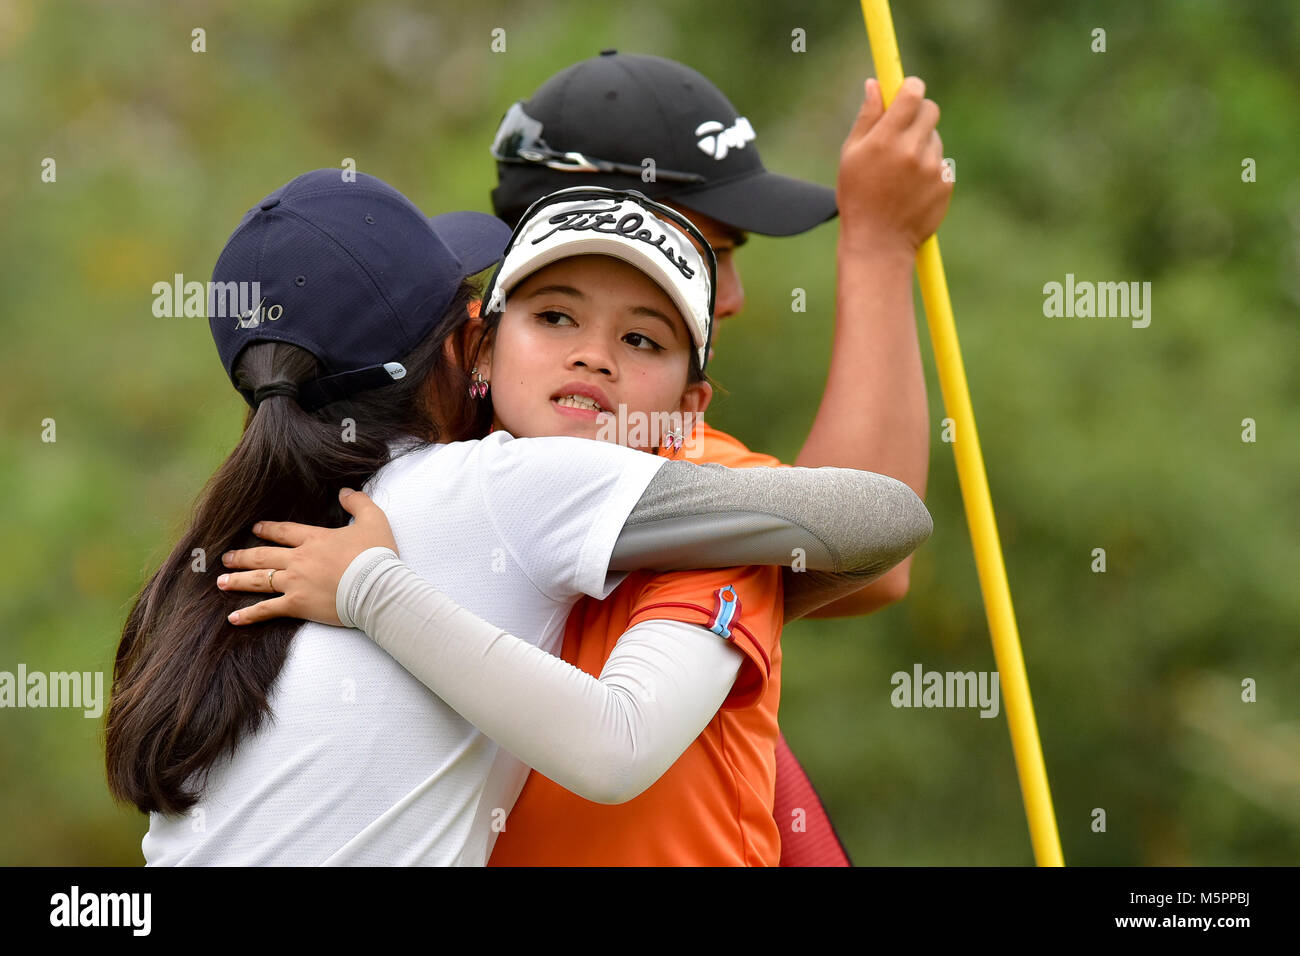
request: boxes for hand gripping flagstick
[859,0,1065,867]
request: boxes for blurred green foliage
[1,0,1296,865]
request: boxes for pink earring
[469,368,489,400]
[662,430,683,455]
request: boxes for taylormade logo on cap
[694,117,756,160]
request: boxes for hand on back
[218,488,398,626]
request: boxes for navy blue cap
[210,169,510,409]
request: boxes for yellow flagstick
[859,0,1064,867]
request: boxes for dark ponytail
[106,282,489,814]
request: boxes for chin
[542,421,601,441]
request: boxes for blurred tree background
[1,0,1296,865]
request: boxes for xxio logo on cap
[234,298,283,329]
[694,117,756,160]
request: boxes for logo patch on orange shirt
[707,585,741,639]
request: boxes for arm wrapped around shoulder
[610,461,932,620]
[612,461,932,574]
[796,467,932,577]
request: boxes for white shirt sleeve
[476,435,667,603]
[338,548,744,804]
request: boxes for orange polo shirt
[488,422,787,866]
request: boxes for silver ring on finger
[267,569,277,592]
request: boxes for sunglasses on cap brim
[490,102,707,186]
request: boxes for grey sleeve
[610,461,932,620]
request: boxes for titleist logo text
[533,202,696,280]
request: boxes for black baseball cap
[209,169,510,410]
[490,51,838,236]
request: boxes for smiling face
[475,254,711,451]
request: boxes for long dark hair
[106,281,490,815]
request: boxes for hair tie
[252,382,299,406]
